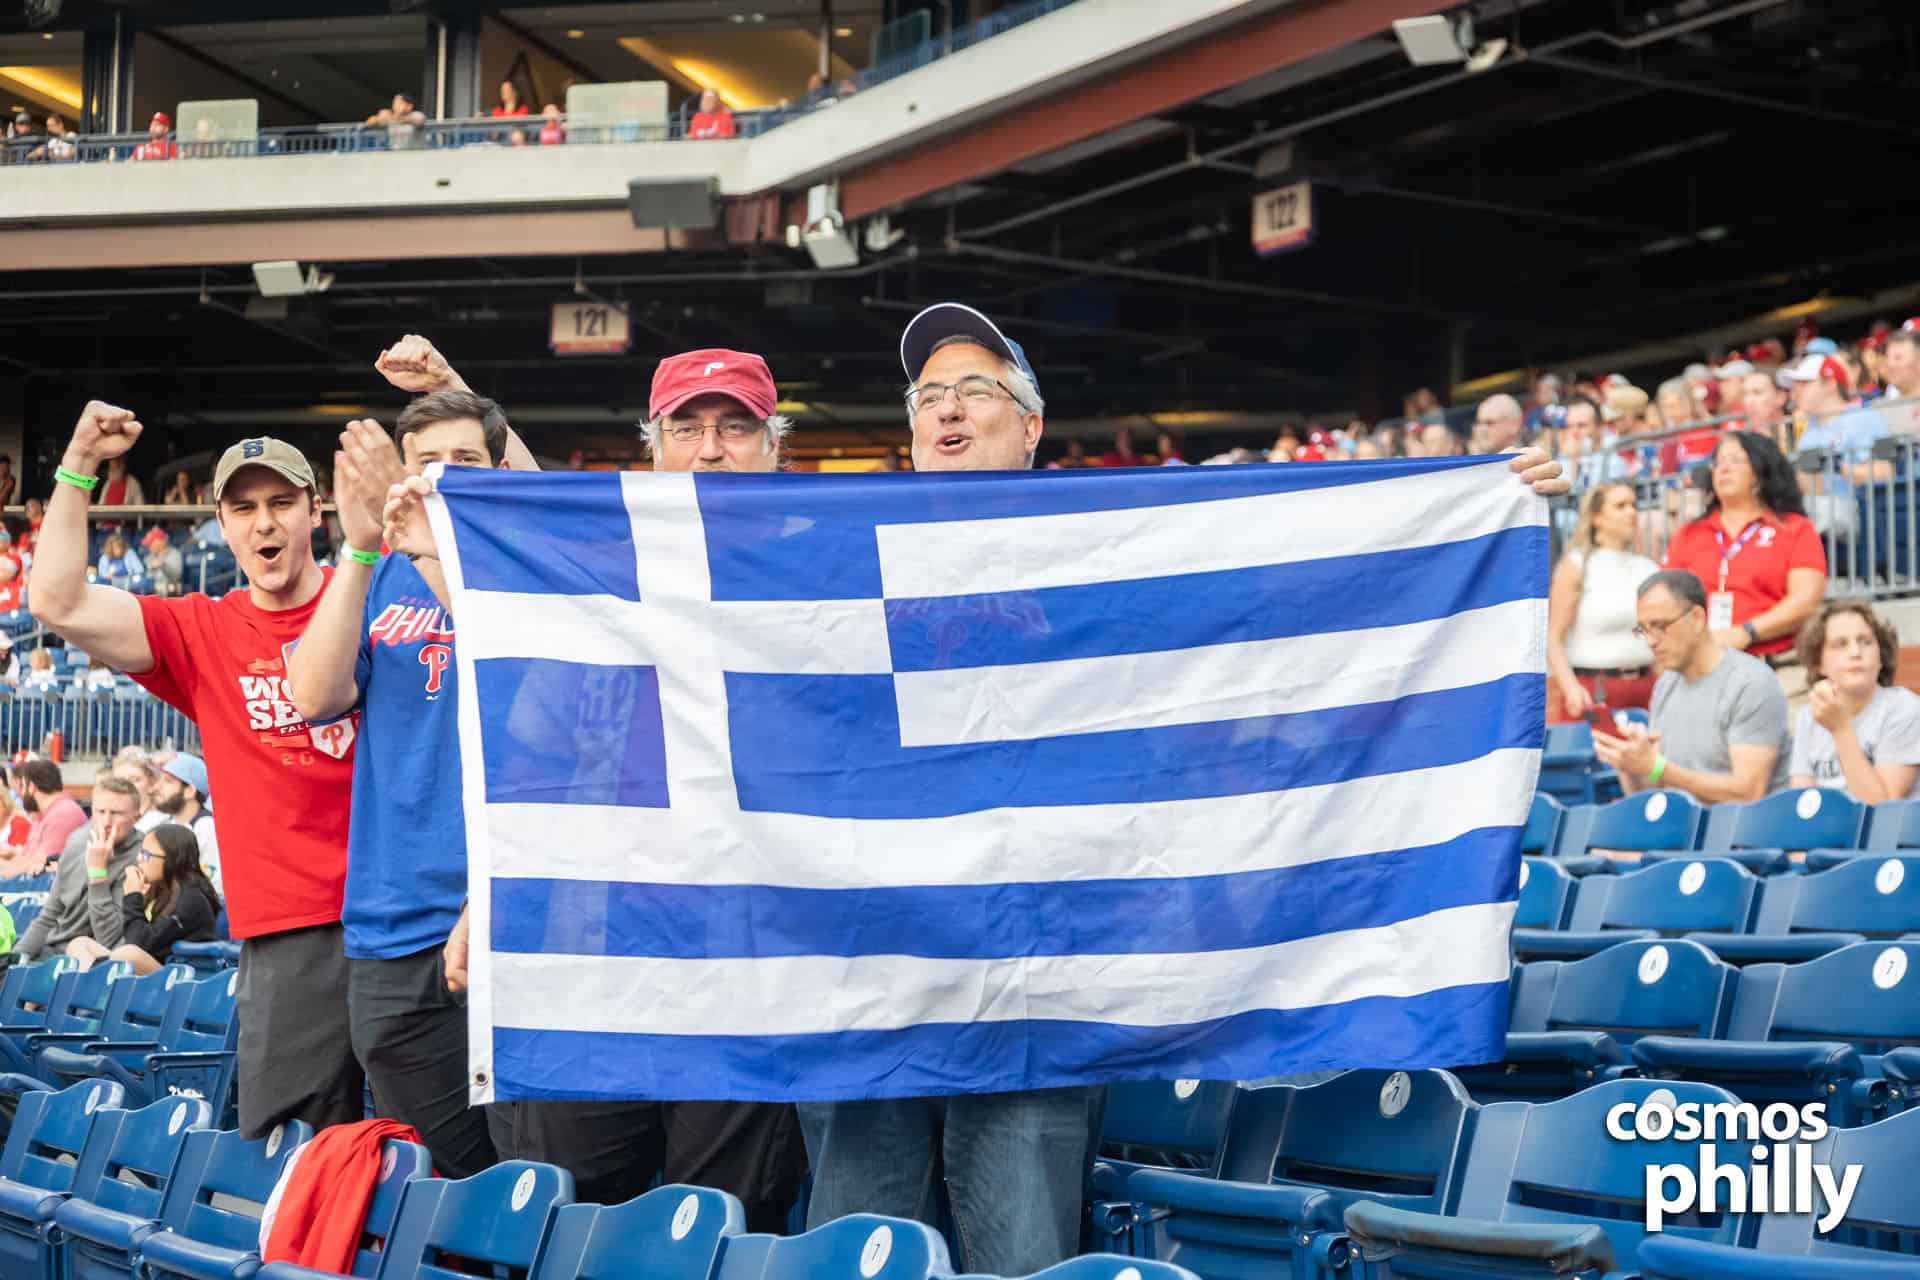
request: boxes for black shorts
[235,923,365,1139]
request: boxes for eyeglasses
[137,848,158,863]
[1633,609,1695,641]
[905,376,1028,416]
[661,421,763,444]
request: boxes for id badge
[1708,591,1735,632]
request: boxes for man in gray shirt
[1593,568,1790,803]
[13,775,143,961]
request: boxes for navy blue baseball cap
[899,303,1040,398]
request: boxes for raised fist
[66,401,143,468]
[375,335,468,394]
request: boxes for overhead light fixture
[566,28,584,38]
[251,260,333,297]
[834,26,852,37]
[1391,13,1506,71]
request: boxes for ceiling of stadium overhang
[1,0,1917,438]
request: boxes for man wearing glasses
[1593,568,1789,804]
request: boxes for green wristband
[1647,754,1668,787]
[55,466,99,491]
[344,546,380,566]
[86,868,109,880]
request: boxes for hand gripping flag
[425,455,1545,1103]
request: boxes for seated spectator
[688,87,736,139]
[1604,382,1650,436]
[5,109,36,161]
[162,470,195,505]
[835,78,858,101]
[1593,569,1790,804]
[1662,431,1825,662]
[80,655,119,693]
[21,497,43,554]
[65,823,220,973]
[1784,354,1890,539]
[26,113,75,163]
[0,453,15,507]
[97,455,144,505]
[1352,438,1383,460]
[1266,425,1302,462]
[12,776,143,961]
[804,71,829,106]
[151,751,219,892]
[1789,600,1920,801]
[112,745,164,831]
[131,111,176,161]
[19,646,59,691]
[1156,431,1185,465]
[1878,326,1918,402]
[538,103,565,146]
[1100,427,1141,467]
[0,758,86,879]
[1471,393,1524,454]
[367,92,426,148]
[1047,439,1090,468]
[95,532,145,588]
[0,633,15,687]
[1741,366,1791,453]
[142,526,184,596]
[1547,482,1659,723]
[0,553,22,614]
[1524,372,1562,438]
[1419,421,1465,457]
[0,781,29,855]
[491,79,529,145]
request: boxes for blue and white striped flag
[426,454,1546,1103]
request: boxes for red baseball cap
[1777,353,1850,394]
[649,349,776,420]
[151,111,171,127]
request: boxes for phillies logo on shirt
[1758,526,1777,547]
[236,645,356,760]
[368,601,457,698]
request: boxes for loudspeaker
[628,178,720,230]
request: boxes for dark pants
[501,1099,804,1231]
[348,946,497,1179]
[236,924,365,1139]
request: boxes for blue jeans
[800,1088,1095,1275]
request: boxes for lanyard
[1712,518,1765,592]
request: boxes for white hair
[904,334,1046,429]
[640,412,791,459]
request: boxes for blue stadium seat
[1863,798,1920,851]
[529,1185,745,1280]
[1687,855,1920,964]
[38,972,240,1120]
[1883,1045,1920,1112]
[1457,940,1736,1102]
[1343,1079,1755,1279]
[1515,858,1576,931]
[0,1080,127,1280]
[1510,857,1761,960]
[364,1159,573,1280]
[714,1214,950,1280]
[1685,788,1870,875]
[1633,940,1920,1127]
[168,942,243,976]
[1584,790,1708,857]
[55,1096,215,1280]
[989,1258,1202,1280]
[1089,1080,1236,1250]
[1522,794,1565,857]
[1640,1236,1920,1279]
[1538,724,1619,807]
[20,965,192,1084]
[1125,1070,1477,1280]
[0,960,128,1076]
[137,1120,324,1280]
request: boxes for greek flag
[426,455,1546,1104]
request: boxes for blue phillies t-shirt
[341,553,465,959]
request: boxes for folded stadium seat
[0,959,78,1093]
[136,1121,330,1280]
[1515,858,1579,931]
[1456,940,1736,1103]
[1510,857,1760,962]
[1565,790,1709,871]
[1881,1046,1920,1112]
[1522,794,1566,858]
[527,1185,745,1280]
[1685,855,1920,965]
[1342,1078,1755,1280]
[711,1214,951,1280]
[1806,798,1920,871]
[1632,940,1920,1127]
[1124,1069,1478,1280]
[300,1159,573,1280]
[1538,724,1615,808]
[1087,1080,1237,1252]
[54,1096,215,1280]
[168,943,243,977]
[19,966,191,1089]
[1663,788,1871,876]
[971,1258,1201,1280]
[0,1080,127,1280]
[37,973,241,1121]
[0,961,129,1076]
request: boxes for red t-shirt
[4,813,30,849]
[490,104,530,118]
[0,579,21,613]
[1663,511,1827,657]
[132,139,176,161]
[688,110,736,139]
[538,122,564,146]
[132,576,356,938]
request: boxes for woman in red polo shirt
[1663,431,1826,661]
